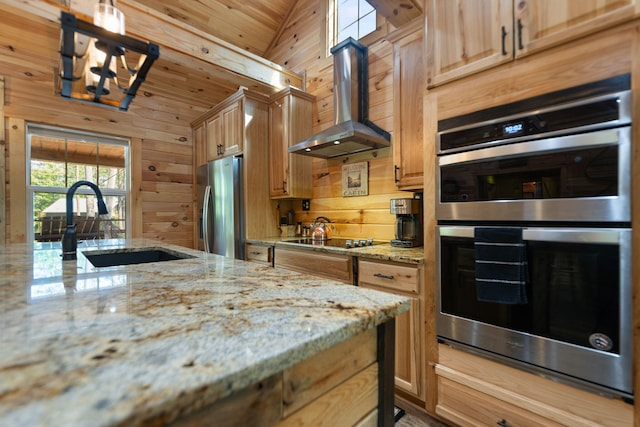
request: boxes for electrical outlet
[302,199,310,211]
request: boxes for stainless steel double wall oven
[435,74,633,399]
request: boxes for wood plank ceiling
[35,0,422,114]
[133,0,298,57]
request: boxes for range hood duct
[288,38,391,158]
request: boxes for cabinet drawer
[275,248,353,284]
[358,260,420,294]
[436,372,562,427]
[246,243,272,265]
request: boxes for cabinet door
[269,89,313,199]
[426,0,513,87]
[358,260,423,399]
[193,122,207,167]
[393,24,424,189]
[205,114,222,162]
[517,0,640,58]
[221,100,243,156]
[269,98,288,196]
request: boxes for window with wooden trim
[327,0,378,49]
[27,124,130,245]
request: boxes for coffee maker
[390,197,422,247]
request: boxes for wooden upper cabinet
[205,114,222,162]
[193,121,206,167]
[220,100,243,157]
[427,0,640,87]
[426,0,512,88]
[518,0,640,56]
[389,19,425,190]
[269,87,314,199]
[193,89,261,165]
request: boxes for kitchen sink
[83,247,196,267]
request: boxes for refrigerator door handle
[203,184,212,253]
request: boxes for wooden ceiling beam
[0,0,304,92]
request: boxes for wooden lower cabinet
[167,324,396,427]
[274,247,353,284]
[245,243,273,266]
[436,345,633,426]
[358,259,425,403]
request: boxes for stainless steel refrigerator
[196,156,245,259]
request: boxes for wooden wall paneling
[8,118,25,243]
[0,76,4,244]
[0,8,200,248]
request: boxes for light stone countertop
[247,237,426,264]
[0,238,409,426]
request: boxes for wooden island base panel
[0,239,406,427]
[169,323,395,427]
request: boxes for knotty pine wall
[0,7,208,248]
[266,1,419,240]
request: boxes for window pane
[358,10,376,38]
[31,160,66,187]
[338,0,359,31]
[359,0,374,15]
[33,193,126,242]
[338,23,359,44]
[67,163,99,183]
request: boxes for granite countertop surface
[247,237,426,264]
[0,238,409,426]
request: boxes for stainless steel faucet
[61,180,108,260]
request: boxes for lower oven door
[436,225,632,398]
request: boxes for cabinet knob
[497,420,512,427]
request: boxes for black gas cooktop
[283,238,386,249]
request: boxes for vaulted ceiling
[133,0,299,57]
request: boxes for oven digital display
[503,122,524,136]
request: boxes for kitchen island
[0,239,409,426]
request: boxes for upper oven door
[437,126,631,222]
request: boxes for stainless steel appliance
[288,37,390,158]
[390,198,422,248]
[196,156,245,259]
[435,74,633,399]
[282,237,385,249]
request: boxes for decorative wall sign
[342,161,368,197]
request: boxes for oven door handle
[438,127,628,166]
[438,226,628,244]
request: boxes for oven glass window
[440,236,620,353]
[440,145,618,202]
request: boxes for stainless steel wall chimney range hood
[288,38,391,158]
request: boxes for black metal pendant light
[58,0,159,111]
